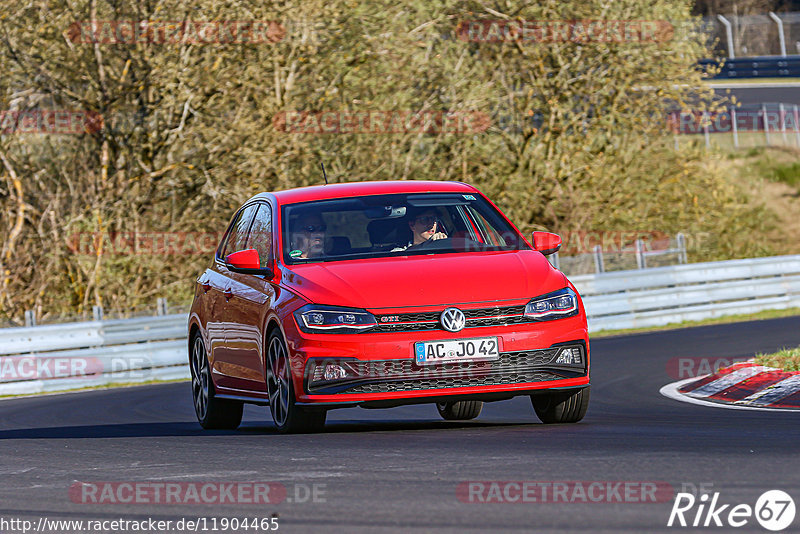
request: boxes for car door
[218,202,275,392]
[210,203,260,390]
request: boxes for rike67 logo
[668,490,796,531]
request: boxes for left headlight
[294,304,378,334]
[524,287,579,321]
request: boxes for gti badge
[440,307,466,332]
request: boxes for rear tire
[190,334,243,430]
[266,330,327,434]
[531,387,590,424]
[436,400,483,420]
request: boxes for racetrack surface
[712,83,800,105]
[1,316,800,533]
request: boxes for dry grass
[755,346,800,372]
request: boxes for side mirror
[225,249,274,277]
[532,232,561,256]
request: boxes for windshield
[281,192,529,264]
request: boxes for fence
[703,12,800,59]
[673,102,800,150]
[549,234,687,276]
[1,254,799,395]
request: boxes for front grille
[372,304,528,333]
[308,348,581,394]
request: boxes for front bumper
[285,310,590,406]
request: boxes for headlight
[294,304,377,333]
[524,288,579,321]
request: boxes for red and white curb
[660,360,800,412]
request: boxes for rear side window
[220,204,259,258]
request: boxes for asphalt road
[2,316,800,533]
[711,82,800,105]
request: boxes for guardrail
[1,254,799,395]
[699,55,800,78]
[572,254,800,332]
[0,314,189,395]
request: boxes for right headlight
[294,304,377,334]
[524,287,579,321]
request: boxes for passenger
[393,208,447,251]
[289,214,327,259]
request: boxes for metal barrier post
[635,239,646,269]
[593,245,605,274]
[769,13,787,57]
[763,104,771,146]
[795,105,800,147]
[24,310,36,327]
[717,15,735,59]
[677,233,687,264]
[157,298,168,316]
[92,305,104,321]
[731,107,739,149]
[780,103,788,145]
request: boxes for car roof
[249,180,480,206]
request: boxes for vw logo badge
[440,307,466,333]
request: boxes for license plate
[414,337,500,365]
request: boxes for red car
[188,181,589,433]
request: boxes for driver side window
[246,204,273,262]
[220,204,259,258]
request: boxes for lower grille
[343,370,564,394]
[309,348,582,394]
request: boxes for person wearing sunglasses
[393,208,448,252]
[289,214,327,259]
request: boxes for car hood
[281,250,567,310]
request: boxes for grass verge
[754,346,800,372]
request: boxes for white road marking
[684,366,775,397]
[708,82,800,89]
[735,374,800,406]
[660,378,800,412]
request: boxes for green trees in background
[0,0,771,322]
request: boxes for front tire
[190,335,243,430]
[266,330,326,434]
[531,387,590,424]
[436,400,483,420]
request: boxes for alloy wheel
[191,336,209,421]
[267,335,291,427]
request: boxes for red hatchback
[188,181,590,433]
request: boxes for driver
[289,213,327,259]
[393,208,447,251]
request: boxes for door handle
[223,288,233,300]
